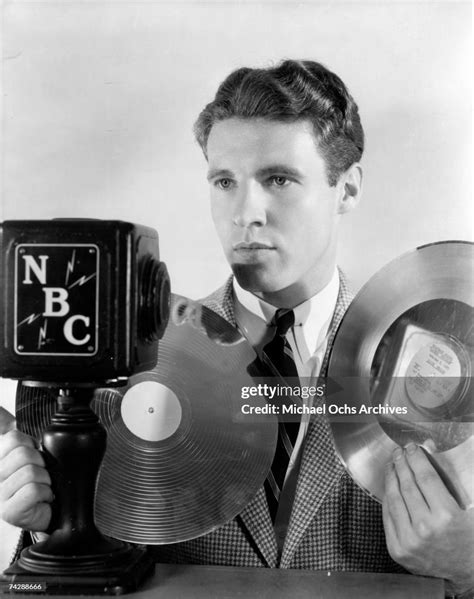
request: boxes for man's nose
[232,182,267,228]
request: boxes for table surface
[140,565,445,599]
[2,564,445,598]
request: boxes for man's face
[206,117,355,307]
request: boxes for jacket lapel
[237,488,279,567]
[280,271,354,567]
[279,415,345,567]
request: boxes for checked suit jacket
[153,272,404,572]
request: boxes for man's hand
[383,442,474,596]
[0,406,53,531]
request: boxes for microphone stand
[2,383,154,595]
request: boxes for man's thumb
[0,406,16,434]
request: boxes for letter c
[64,315,91,346]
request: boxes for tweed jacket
[153,272,404,572]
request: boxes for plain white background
[0,0,472,410]
[0,0,472,569]
[1,0,472,300]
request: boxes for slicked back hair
[194,59,364,186]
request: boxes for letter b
[43,287,70,317]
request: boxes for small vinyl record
[328,241,473,507]
[16,295,277,545]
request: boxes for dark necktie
[262,309,300,522]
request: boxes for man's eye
[216,178,234,190]
[269,176,290,187]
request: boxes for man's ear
[337,163,363,214]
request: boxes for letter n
[22,255,49,284]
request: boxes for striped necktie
[262,309,300,522]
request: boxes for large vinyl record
[328,241,473,507]
[16,295,277,545]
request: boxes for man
[0,59,473,596]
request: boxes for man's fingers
[0,430,38,461]
[384,461,411,537]
[12,482,54,507]
[0,427,53,532]
[404,443,459,512]
[382,498,402,559]
[0,464,51,502]
[0,443,45,481]
[0,407,16,434]
[1,484,53,531]
[392,446,429,523]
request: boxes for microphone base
[1,542,154,595]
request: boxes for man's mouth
[232,242,277,264]
[233,242,276,251]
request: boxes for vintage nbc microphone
[0,219,170,594]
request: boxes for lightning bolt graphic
[68,273,96,289]
[65,250,76,286]
[17,313,42,327]
[38,319,48,349]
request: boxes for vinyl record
[93,295,277,544]
[16,384,58,440]
[16,295,277,545]
[328,241,473,507]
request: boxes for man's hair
[194,59,364,186]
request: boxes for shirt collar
[232,270,340,355]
